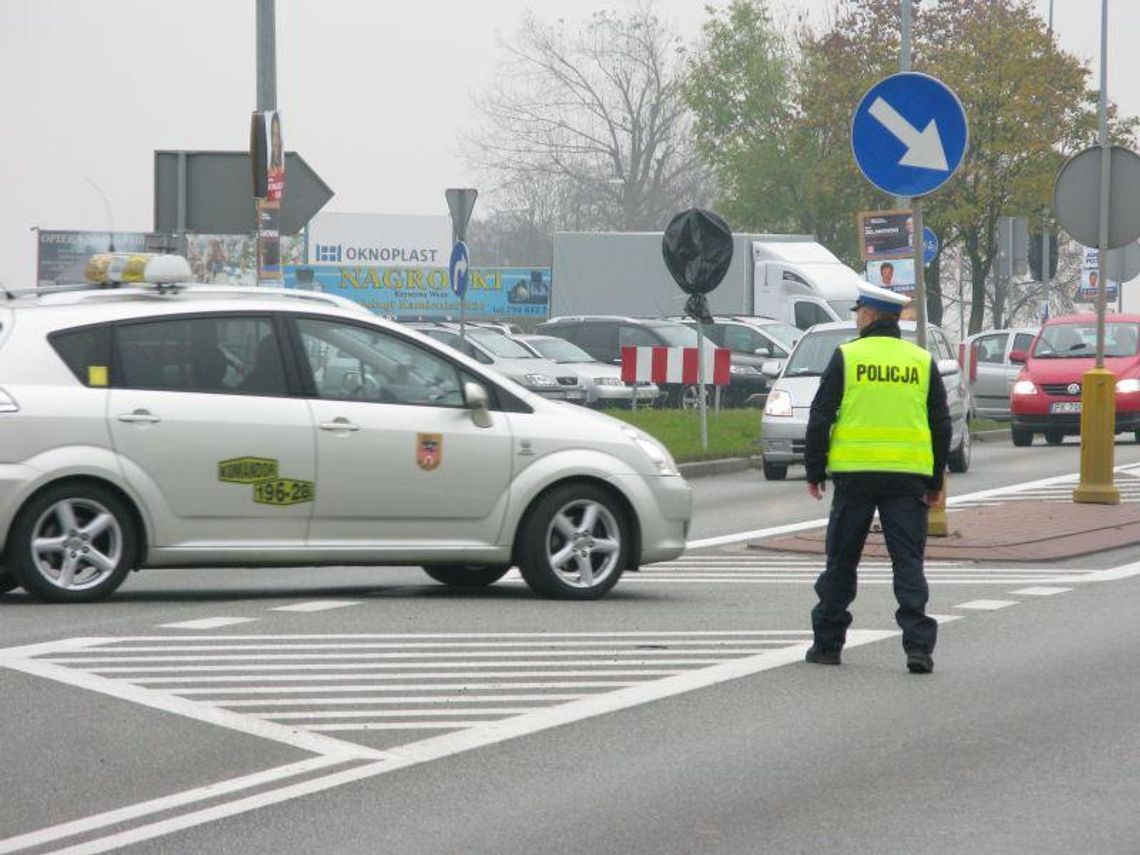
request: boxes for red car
[1009,312,1140,446]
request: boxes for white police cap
[854,280,911,314]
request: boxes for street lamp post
[82,176,115,252]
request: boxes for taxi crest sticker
[416,433,443,471]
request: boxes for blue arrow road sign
[449,241,469,299]
[923,227,939,266]
[851,72,968,198]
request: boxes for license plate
[1050,401,1081,414]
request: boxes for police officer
[803,282,951,674]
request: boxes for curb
[678,429,1011,478]
[678,456,762,479]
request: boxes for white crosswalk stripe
[21,631,818,738]
[950,467,1140,508]
[627,553,1097,585]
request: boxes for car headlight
[1012,380,1038,396]
[1117,378,1140,394]
[596,377,624,387]
[525,373,557,387]
[764,389,793,417]
[621,426,679,476]
[730,364,762,376]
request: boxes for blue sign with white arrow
[449,240,470,299]
[922,227,939,266]
[851,72,968,198]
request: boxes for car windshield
[1033,322,1138,358]
[528,337,595,363]
[783,327,923,376]
[465,328,536,358]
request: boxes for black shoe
[906,652,934,674]
[805,645,841,666]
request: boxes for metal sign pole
[1073,0,1120,505]
[697,324,708,450]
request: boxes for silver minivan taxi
[0,258,691,602]
[759,320,972,481]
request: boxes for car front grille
[556,376,579,386]
[1042,383,1080,396]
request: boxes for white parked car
[512,333,661,408]
[0,255,692,602]
[759,320,973,481]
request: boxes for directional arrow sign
[154,151,334,235]
[449,240,470,299]
[852,73,968,198]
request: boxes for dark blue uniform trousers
[811,485,938,654]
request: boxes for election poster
[858,209,915,261]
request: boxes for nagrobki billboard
[284,264,550,319]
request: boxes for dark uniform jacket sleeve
[926,357,953,491]
[805,349,845,485]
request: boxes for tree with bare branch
[464,5,713,233]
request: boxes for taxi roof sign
[85,253,193,287]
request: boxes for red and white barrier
[620,346,732,385]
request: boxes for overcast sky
[1,0,1135,286]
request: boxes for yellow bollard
[928,471,950,537]
[1073,368,1120,504]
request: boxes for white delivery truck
[551,231,862,330]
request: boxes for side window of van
[794,302,831,330]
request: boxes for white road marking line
[127,670,695,685]
[84,658,752,674]
[0,654,384,762]
[926,614,963,624]
[159,617,257,630]
[25,630,896,855]
[1010,586,1072,596]
[685,461,1140,549]
[172,681,645,695]
[269,601,361,613]
[0,757,350,855]
[216,693,590,708]
[57,638,806,653]
[954,599,1019,611]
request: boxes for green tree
[687,0,1134,333]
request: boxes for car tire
[0,567,18,595]
[422,564,511,587]
[762,461,788,481]
[948,425,972,472]
[516,484,628,600]
[1044,430,1065,446]
[8,483,137,603]
[1011,427,1033,447]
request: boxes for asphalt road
[2,436,1140,854]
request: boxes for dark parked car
[536,315,761,408]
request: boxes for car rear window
[49,325,113,387]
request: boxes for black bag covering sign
[661,209,734,296]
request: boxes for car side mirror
[753,347,771,358]
[1009,350,1028,364]
[761,360,781,378]
[937,358,961,378]
[464,381,494,428]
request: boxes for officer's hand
[807,482,825,501]
[923,491,943,507]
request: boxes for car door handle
[117,409,161,424]
[319,418,361,432]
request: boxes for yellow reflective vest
[828,336,934,476]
